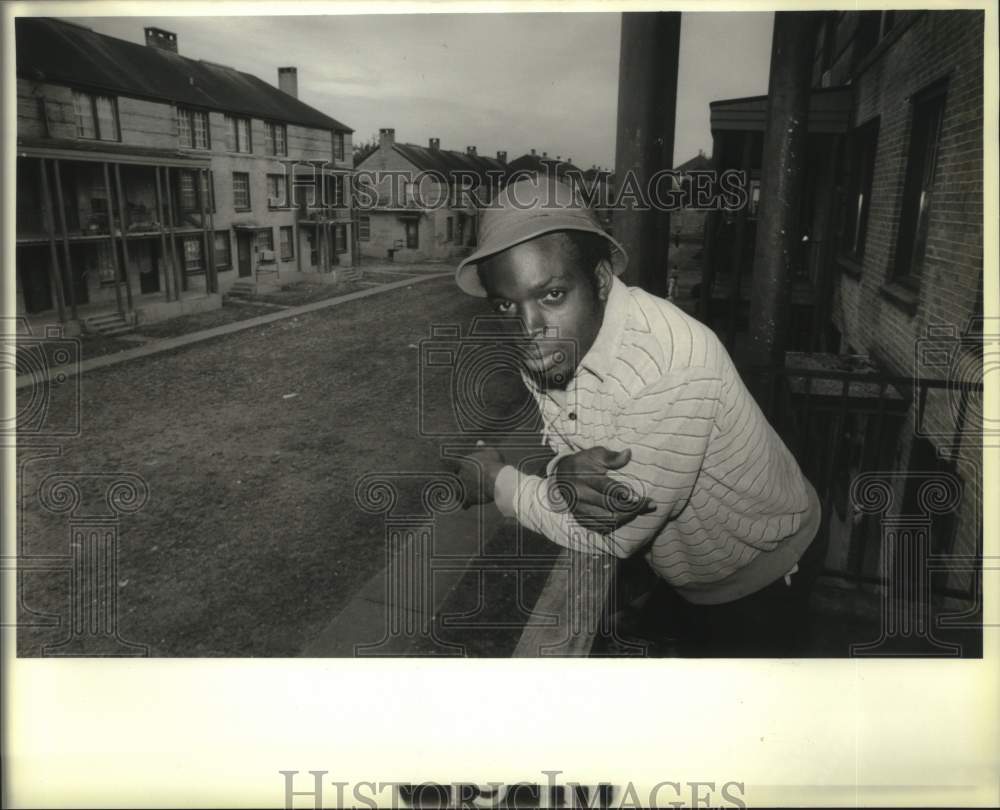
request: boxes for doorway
[17,246,54,314]
[236,231,252,277]
[138,241,161,295]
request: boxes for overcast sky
[67,12,774,170]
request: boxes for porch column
[206,170,217,292]
[200,168,215,294]
[163,168,183,297]
[38,158,67,323]
[613,11,681,297]
[726,131,755,353]
[52,160,78,322]
[154,166,174,302]
[746,11,820,369]
[113,164,135,313]
[103,162,125,317]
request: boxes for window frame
[225,114,252,153]
[255,227,274,253]
[232,172,252,211]
[264,121,288,156]
[177,107,211,150]
[214,230,232,270]
[359,215,371,242]
[405,219,419,249]
[279,226,294,261]
[333,131,346,162]
[73,90,120,142]
[837,117,880,266]
[182,235,205,276]
[335,223,348,254]
[892,80,948,288]
[266,173,288,209]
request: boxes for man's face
[477,232,608,389]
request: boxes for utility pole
[614,12,681,298]
[746,11,820,369]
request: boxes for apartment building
[354,129,506,262]
[14,17,355,333]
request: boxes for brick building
[15,18,355,333]
[705,10,985,617]
[354,129,506,262]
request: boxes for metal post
[154,166,174,302]
[38,159,67,322]
[112,164,135,313]
[613,11,681,297]
[727,132,754,353]
[746,11,820,370]
[102,163,125,317]
[52,160,78,322]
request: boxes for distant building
[15,17,355,333]
[354,129,506,262]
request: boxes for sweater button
[568,412,577,420]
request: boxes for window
[215,231,231,270]
[225,115,252,153]
[279,226,294,260]
[359,215,371,242]
[405,220,419,249]
[894,82,946,285]
[446,216,454,242]
[264,122,287,156]
[335,224,348,253]
[255,228,274,252]
[179,172,198,211]
[72,91,119,141]
[232,172,251,210]
[202,171,216,213]
[267,174,287,208]
[333,131,345,162]
[331,175,346,207]
[838,119,879,263]
[177,108,210,149]
[183,236,204,275]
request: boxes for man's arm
[494,368,723,558]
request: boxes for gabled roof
[506,152,581,178]
[674,152,713,173]
[15,17,352,132]
[389,142,506,182]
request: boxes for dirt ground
[16,274,516,656]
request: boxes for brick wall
[830,10,984,594]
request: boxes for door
[139,242,161,295]
[236,231,252,277]
[17,246,54,314]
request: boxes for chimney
[429,137,440,150]
[556,155,561,161]
[278,67,298,98]
[144,27,178,53]
[379,128,396,150]
[542,151,548,158]
[530,148,536,156]
[497,150,507,163]
[466,145,477,156]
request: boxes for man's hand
[551,446,655,531]
[443,446,506,509]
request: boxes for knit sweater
[493,276,821,605]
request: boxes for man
[449,178,822,655]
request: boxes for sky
[67,11,774,170]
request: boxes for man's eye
[542,289,566,303]
[493,301,514,314]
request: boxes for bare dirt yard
[16,274,525,656]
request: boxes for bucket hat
[455,177,628,297]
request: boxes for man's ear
[594,258,614,302]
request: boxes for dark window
[894,83,947,285]
[179,172,198,211]
[446,216,454,242]
[330,175,346,207]
[178,108,210,149]
[73,91,119,142]
[225,115,252,153]
[279,226,294,260]
[267,174,287,208]
[255,228,274,253]
[405,220,418,249]
[233,172,251,210]
[335,224,348,253]
[333,131,345,162]
[182,236,204,275]
[264,122,287,156]
[838,118,879,263]
[214,231,231,269]
[359,215,371,241]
